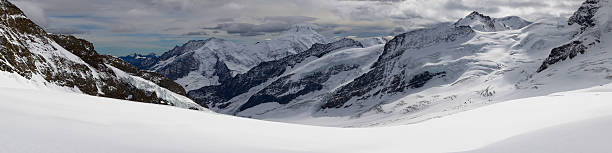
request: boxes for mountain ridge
[122,24,329,92]
[0,0,201,110]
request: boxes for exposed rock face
[569,0,601,29]
[188,38,363,110]
[537,41,587,72]
[239,64,360,112]
[537,0,608,72]
[49,34,188,96]
[0,0,198,110]
[155,51,199,80]
[213,59,231,84]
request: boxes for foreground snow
[1,84,612,153]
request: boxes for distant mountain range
[121,25,330,91]
[130,0,612,126]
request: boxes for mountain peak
[454,11,530,32]
[456,11,493,24]
[467,11,486,18]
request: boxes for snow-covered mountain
[312,0,612,126]
[184,0,612,127]
[187,38,366,112]
[130,25,328,91]
[453,11,532,32]
[0,0,203,110]
[119,53,159,70]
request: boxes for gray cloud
[263,16,317,24]
[333,29,349,34]
[205,22,288,36]
[204,16,318,36]
[391,27,405,32]
[340,0,405,2]
[214,18,235,22]
[443,0,501,14]
[182,31,208,36]
[163,27,183,31]
[46,28,87,35]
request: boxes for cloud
[333,29,349,34]
[214,18,235,22]
[163,27,182,31]
[182,31,208,36]
[340,0,405,2]
[10,0,586,55]
[205,23,286,36]
[46,28,87,34]
[204,16,318,36]
[263,16,317,24]
[111,25,138,33]
[443,0,500,14]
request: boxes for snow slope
[2,82,612,153]
[462,115,612,153]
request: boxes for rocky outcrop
[213,59,232,83]
[568,0,601,30]
[537,41,587,72]
[537,0,606,72]
[239,64,360,112]
[155,51,199,80]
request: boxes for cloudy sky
[11,0,584,56]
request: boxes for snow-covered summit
[253,24,328,60]
[454,11,531,32]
